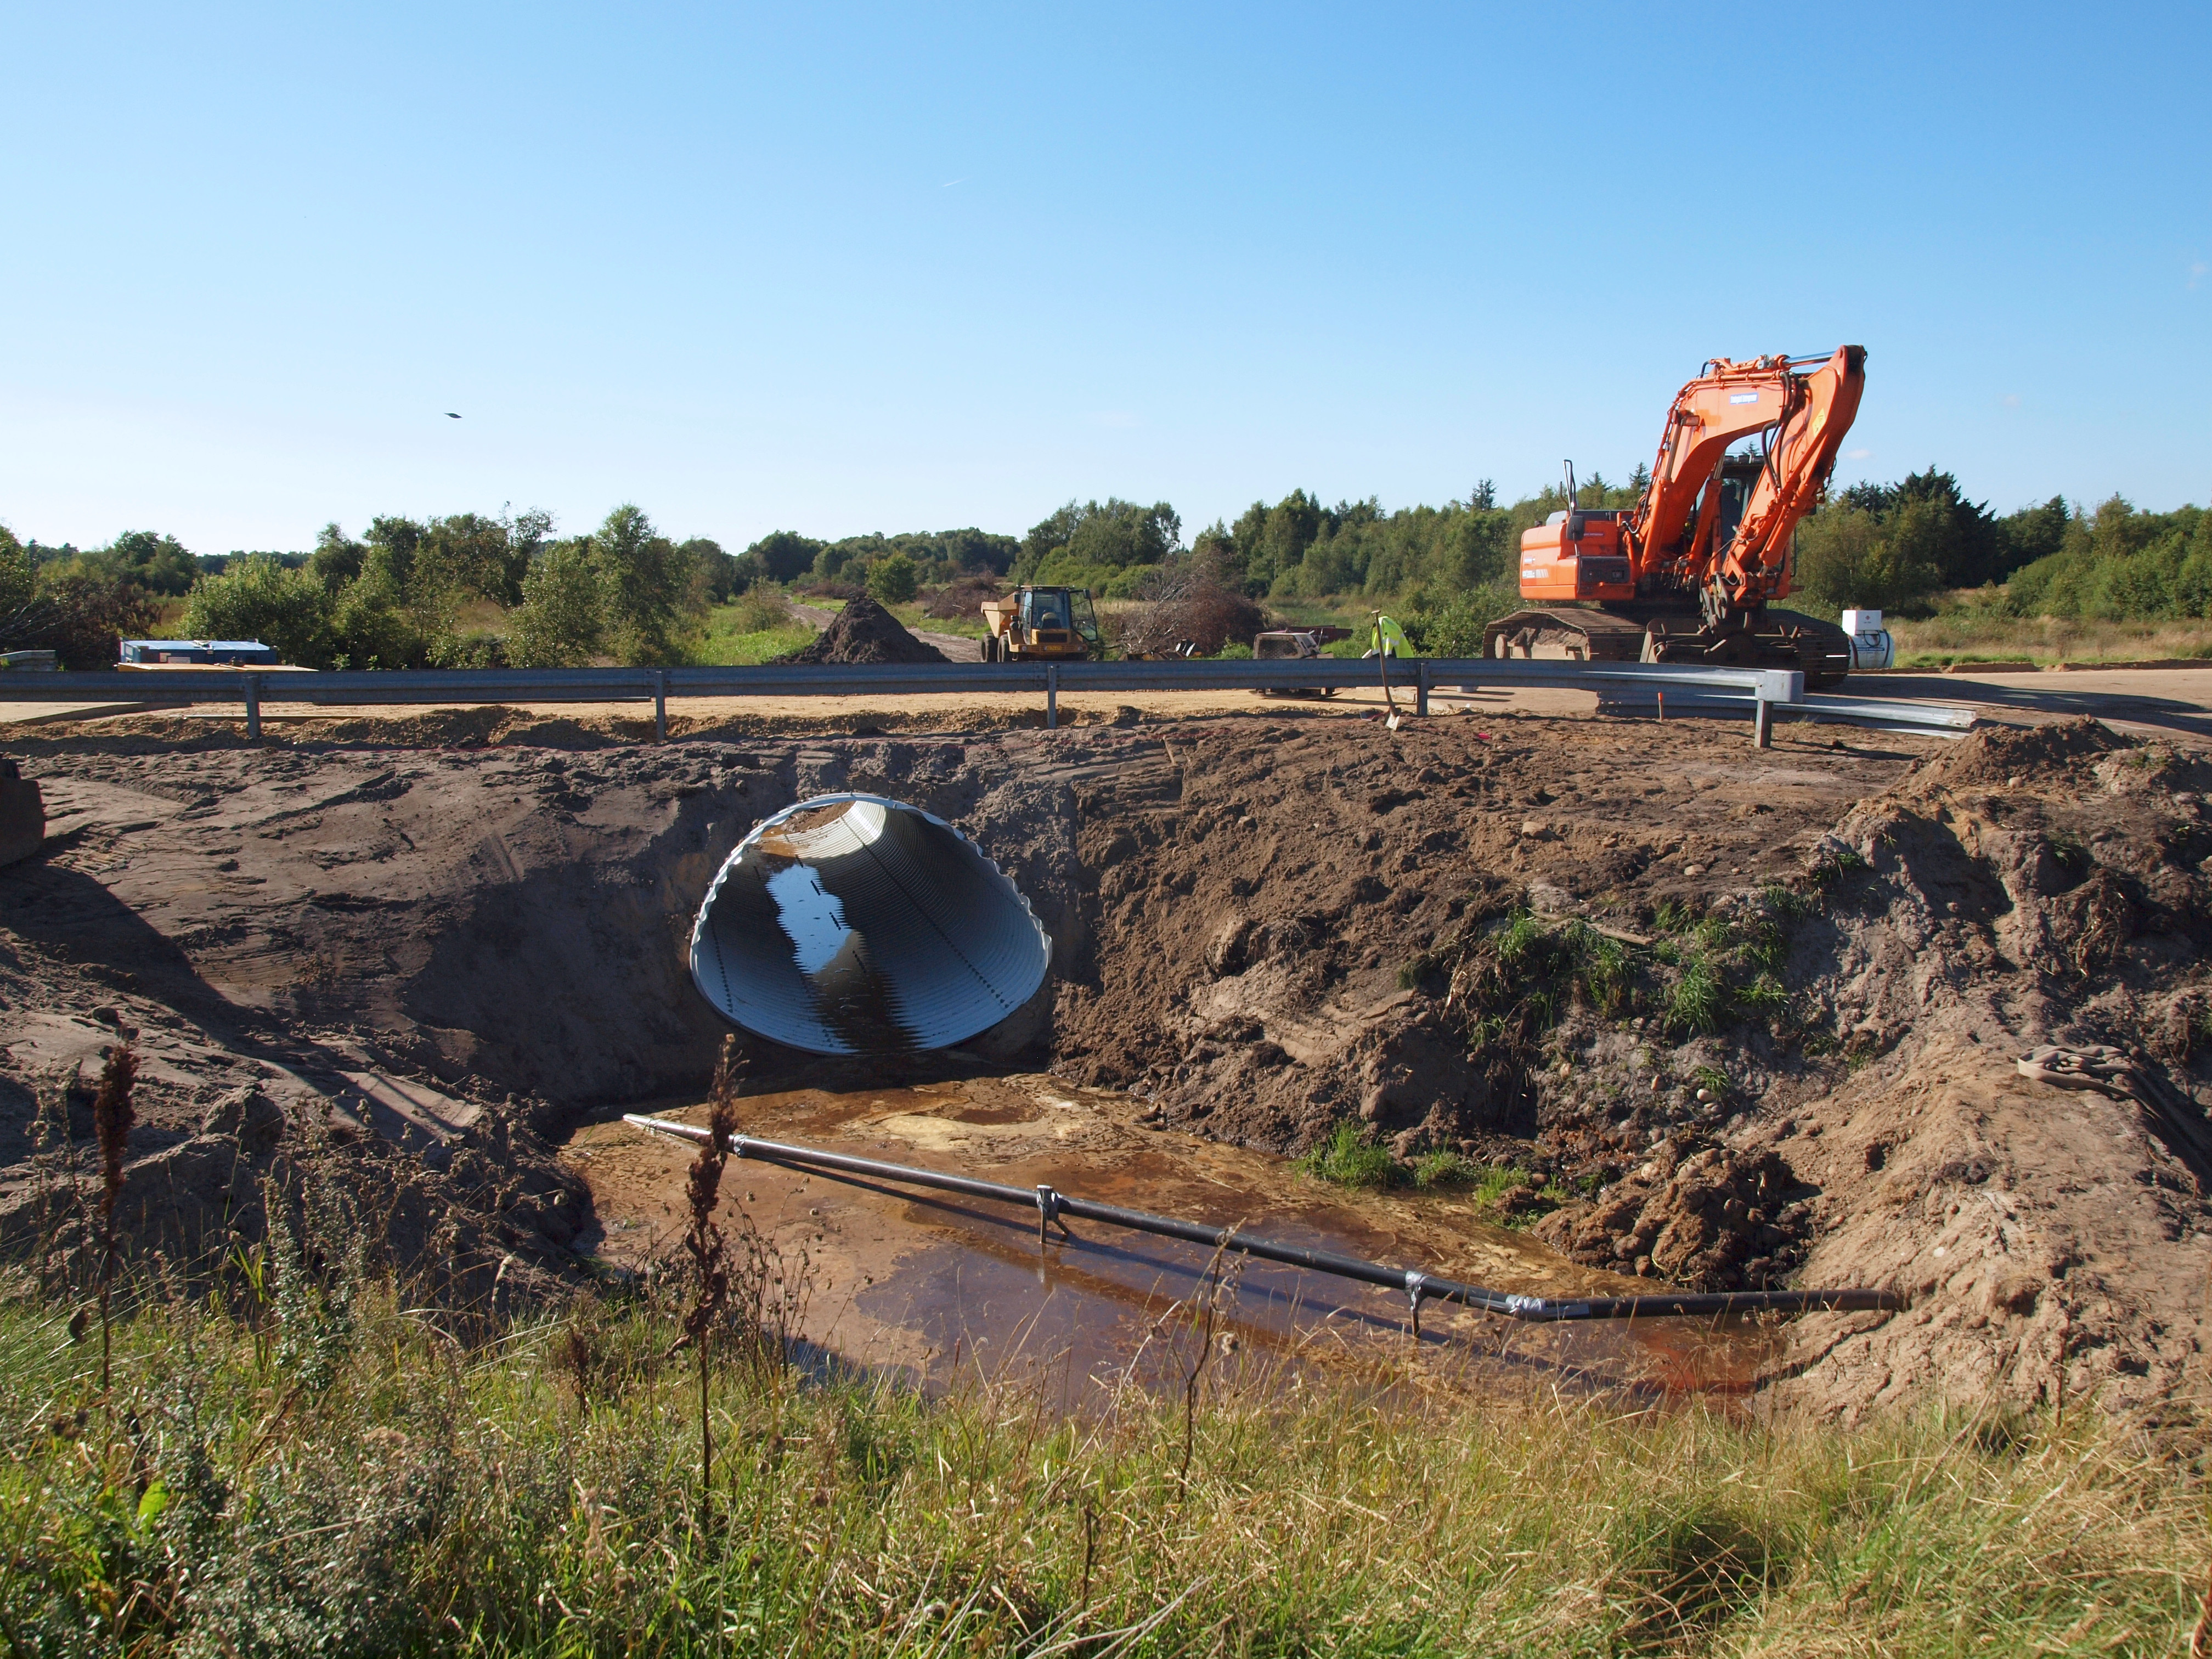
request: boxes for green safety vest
[1372,614,1412,658]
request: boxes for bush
[730,586,791,634]
[1410,579,1519,656]
[429,631,509,669]
[10,568,156,668]
[329,567,425,669]
[506,543,608,668]
[865,552,921,606]
[180,556,334,668]
[923,575,1001,620]
[1792,506,1944,616]
[1114,566,1267,657]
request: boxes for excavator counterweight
[1485,346,1865,688]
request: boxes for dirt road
[10,663,2211,742]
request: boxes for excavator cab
[1710,453,1766,558]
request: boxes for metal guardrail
[0,657,1970,745]
[624,1114,1905,1330]
[1590,682,1978,738]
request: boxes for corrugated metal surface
[689,794,1051,1055]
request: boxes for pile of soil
[775,594,949,665]
[1532,1143,1810,1287]
[5,709,2210,1424]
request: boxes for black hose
[624,1116,1906,1325]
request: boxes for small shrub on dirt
[1809,844,1868,885]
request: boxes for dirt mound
[1532,1143,1811,1290]
[1917,714,2125,789]
[775,594,949,665]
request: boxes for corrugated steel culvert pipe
[690,794,1052,1056]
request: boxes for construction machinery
[1483,346,1866,687]
[979,586,1102,663]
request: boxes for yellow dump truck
[979,586,1103,663]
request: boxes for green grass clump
[1664,956,1723,1035]
[0,1288,2198,1655]
[1411,1149,1473,1188]
[1296,1120,1396,1189]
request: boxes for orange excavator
[1483,345,1865,686]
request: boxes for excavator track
[1482,609,1648,663]
[1641,608,1852,689]
[1482,606,1852,687]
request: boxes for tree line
[4,468,2205,669]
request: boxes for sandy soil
[3,700,2208,1425]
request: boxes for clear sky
[4,2,2207,556]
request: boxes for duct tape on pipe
[689,793,1052,1055]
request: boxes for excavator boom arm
[1627,345,1865,605]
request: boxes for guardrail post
[652,672,667,742]
[1415,661,1429,718]
[1046,663,1058,729]
[1754,690,1772,749]
[244,675,262,740]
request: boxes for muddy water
[562,1074,1780,1408]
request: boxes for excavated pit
[4,710,2211,1423]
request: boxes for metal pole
[622,1115,1906,1325]
[1754,690,1772,749]
[1416,660,1429,718]
[653,672,668,743]
[244,675,262,739]
[1046,662,1058,729]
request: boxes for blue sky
[3,2,2206,556]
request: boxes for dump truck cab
[980,585,1102,662]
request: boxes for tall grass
[1886,609,2212,668]
[0,1286,2197,1655]
[695,591,815,665]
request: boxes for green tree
[866,552,921,605]
[307,523,367,591]
[682,538,742,603]
[0,526,30,617]
[746,531,825,584]
[329,566,420,668]
[591,504,695,663]
[180,556,335,667]
[506,542,608,667]
[1016,499,1181,588]
[95,530,198,596]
